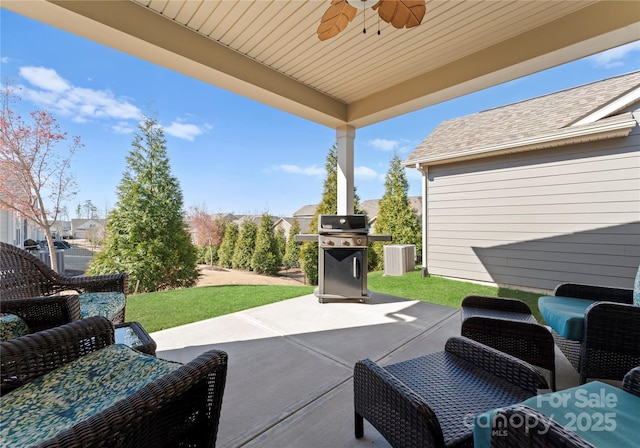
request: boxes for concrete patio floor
[151,292,581,448]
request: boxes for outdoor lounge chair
[480,366,640,448]
[0,242,127,336]
[353,336,548,448]
[460,295,556,390]
[0,316,228,447]
[538,267,640,383]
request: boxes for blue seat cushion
[0,344,181,447]
[474,381,640,448]
[0,314,28,342]
[78,291,126,320]
[538,296,595,341]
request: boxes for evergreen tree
[300,143,362,284]
[251,212,281,275]
[218,222,239,268]
[232,219,258,270]
[276,227,286,263]
[283,218,302,270]
[370,153,421,270]
[88,116,198,292]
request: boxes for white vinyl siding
[425,129,640,291]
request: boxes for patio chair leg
[355,411,364,438]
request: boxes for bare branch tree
[189,205,225,266]
[0,84,82,272]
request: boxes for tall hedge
[251,213,281,275]
[218,222,239,268]
[232,219,258,270]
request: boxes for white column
[336,125,355,215]
[418,164,428,277]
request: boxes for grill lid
[318,215,369,234]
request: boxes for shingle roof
[405,71,640,166]
[293,205,318,217]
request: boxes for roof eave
[405,113,638,168]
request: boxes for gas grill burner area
[295,215,391,303]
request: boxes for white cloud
[163,121,203,141]
[274,164,324,177]
[17,66,143,123]
[20,66,70,93]
[1,57,9,63]
[112,121,135,134]
[588,41,640,69]
[369,138,399,151]
[354,166,379,180]
[368,138,417,154]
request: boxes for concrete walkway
[151,292,578,448]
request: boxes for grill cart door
[319,248,366,300]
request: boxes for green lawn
[368,269,543,322]
[127,285,314,332]
[127,268,544,332]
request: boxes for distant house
[274,217,313,240]
[404,71,640,291]
[0,209,43,247]
[360,197,422,233]
[293,204,317,218]
[72,219,106,240]
[293,198,421,233]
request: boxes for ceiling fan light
[347,0,376,10]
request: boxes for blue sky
[1,9,639,218]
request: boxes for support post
[336,125,355,215]
[418,164,428,277]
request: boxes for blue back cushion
[538,296,595,341]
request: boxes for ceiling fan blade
[373,0,426,29]
[317,0,358,41]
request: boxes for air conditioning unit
[383,244,416,276]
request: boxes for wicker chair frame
[461,295,556,391]
[354,336,548,448]
[0,316,228,448]
[0,242,127,332]
[547,283,640,384]
[490,367,640,448]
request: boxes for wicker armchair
[490,367,640,448]
[461,295,556,390]
[0,316,228,447]
[540,282,640,383]
[0,242,127,333]
[354,336,548,448]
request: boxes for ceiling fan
[317,0,426,41]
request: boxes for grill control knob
[356,238,362,245]
[325,239,334,246]
[342,239,350,246]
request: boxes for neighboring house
[293,198,422,233]
[360,197,422,233]
[274,217,313,240]
[404,71,640,291]
[72,219,106,240]
[0,209,43,247]
[293,205,317,218]
[233,214,270,229]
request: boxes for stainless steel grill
[296,215,391,303]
